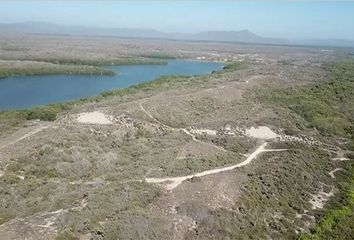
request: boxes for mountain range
[1,21,353,47]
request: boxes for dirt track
[139,101,227,152]
[146,142,287,190]
[0,123,51,150]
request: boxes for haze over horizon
[1,0,354,41]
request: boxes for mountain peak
[0,21,288,45]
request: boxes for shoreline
[0,56,175,80]
[0,59,225,112]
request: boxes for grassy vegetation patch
[181,59,354,239]
[140,53,176,59]
[0,62,115,79]
[221,62,247,72]
[0,56,167,67]
[299,163,354,240]
[249,59,354,239]
[95,208,169,240]
[80,183,163,237]
[257,60,354,147]
[185,144,333,240]
[196,135,259,154]
[0,103,73,136]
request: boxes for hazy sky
[0,1,353,39]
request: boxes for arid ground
[0,35,353,240]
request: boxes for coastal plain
[0,35,353,240]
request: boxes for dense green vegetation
[259,60,354,149]
[38,57,167,66]
[0,55,169,79]
[0,103,70,123]
[0,56,167,66]
[0,104,72,138]
[0,63,115,79]
[183,59,354,240]
[254,59,354,239]
[139,53,176,59]
[221,62,247,72]
[299,163,354,240]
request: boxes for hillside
[0,37,353,239]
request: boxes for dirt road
[0,123,51,150]
[146,142,287,190]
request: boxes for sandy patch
[76,111,112,125]
[193,85,243,102]
[0,209,64,240]
[17,175,25,180]
[329,168,343,178]
[310,186,335,209]
[332,157,350,161]
[246,126,278,140]
[190,128,217,136]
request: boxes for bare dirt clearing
[309,185,336,210]
[246,126,279,139]
[76,111,113,125]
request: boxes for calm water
[0,60,223,110]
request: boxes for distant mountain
[0,22,353,47]
[294,39,354,48]
[0,22,289,45]
[0,21,167,39]
[190,30,289,44]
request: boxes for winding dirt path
[139,102,226,152]
[146,142,287,190]
[329,168,343,178]
[0,196,89,239]
[0,124,51,150]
